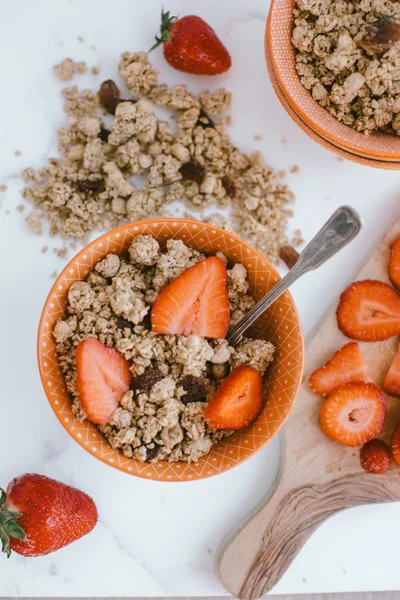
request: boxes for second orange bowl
[38,219,304,482]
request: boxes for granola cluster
[292,0,400,135]
[54,236,275,464]
[22,51,296,262]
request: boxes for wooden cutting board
[218,218,400,600]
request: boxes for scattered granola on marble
[292,0,400,135]
[54,236,275,464]
[22,51,296,263]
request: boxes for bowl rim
[265,38,400,170]
[267,0,400,162]
[37,218,305,481]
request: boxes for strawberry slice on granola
[151,256,230,338]
[76,338,132,425]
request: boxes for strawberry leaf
[0,487,25,558]
[4,521,25,540]
[149,7,178,52]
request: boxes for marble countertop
[2,0,400,597]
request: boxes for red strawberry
[76,338,132,425]
[204,365,262,430]
[309,342,371,396]
[391,420,400,465]
[360,439,391,474]
[319,382,386,447]
[383,342,400,395]
[389,237,400,290]
[151,256,230,338]
[337,280,400,341]
[0,474,97,557]
[150,10,231,75]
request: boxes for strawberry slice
[389,237,400,291]
[337,280,400,341]
[151,256,230,338]
[204,365,262,430]
[309,342,371,396]
[319,382,386,447]
[383,342,400,395]
[391,420,400,465]
[76,338,132,425]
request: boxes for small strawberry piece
[0,474,97,557]
[309,342,371,396]
[360,439,391,474]
[319,382,386,447]
[391,420,400,465]
[389,237,400,290]
[204,365,262,430]
[151,256,230,338]
[383,342,400,395]
[337,279,400,341]
[76,338,132,425]
[150,10,231,75]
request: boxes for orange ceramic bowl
[265,42,400,170]
[38,219,304,482]
[266,0,400,165]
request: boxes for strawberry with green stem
[150,8,231,75]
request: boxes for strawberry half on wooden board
[151,256,230,338]
[309,342,371,396]
[150,9,231,75]
[76,338,132,425]
[319,382,386,447]
[383,341,400,396]
[337,280,400,341]
[0,474,97,557]
[389,237,400,291]
[204,365,262,430]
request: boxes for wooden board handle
[218,470,396,600]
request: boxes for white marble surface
[2,0,400,597]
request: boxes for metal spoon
[227,206,362,347]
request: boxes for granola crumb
[290,165,299,174]
[91,66,100,75]
[278,170,286,179]
[16,204,25,213]
[54,58,77,81]
[78,35,85,43]
[50,270,58,279]
[15,150,22,157]
[41,245,49,254]
[254,135,262,141]
[53,247,69,260]
[26,210,43,235]
[0,185,7,192]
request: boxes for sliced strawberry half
[389,237,400,291]
[319,382,386,447]
[383,341,400,396]
[337,280,400,341]
[309,342,371,396]
[391,420,400,465]
[204,365,262,430]
[151,256,230,338]
[76,338,132,425]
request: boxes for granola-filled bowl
[266,0,400,164]
[38,219,304,481]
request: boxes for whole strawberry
[150,9,231,75]
[0,474,98,557]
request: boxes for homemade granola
[22,51,296,263]
[292,0,400,135]
[53,236,275,464]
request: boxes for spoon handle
[227,206,362,347]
